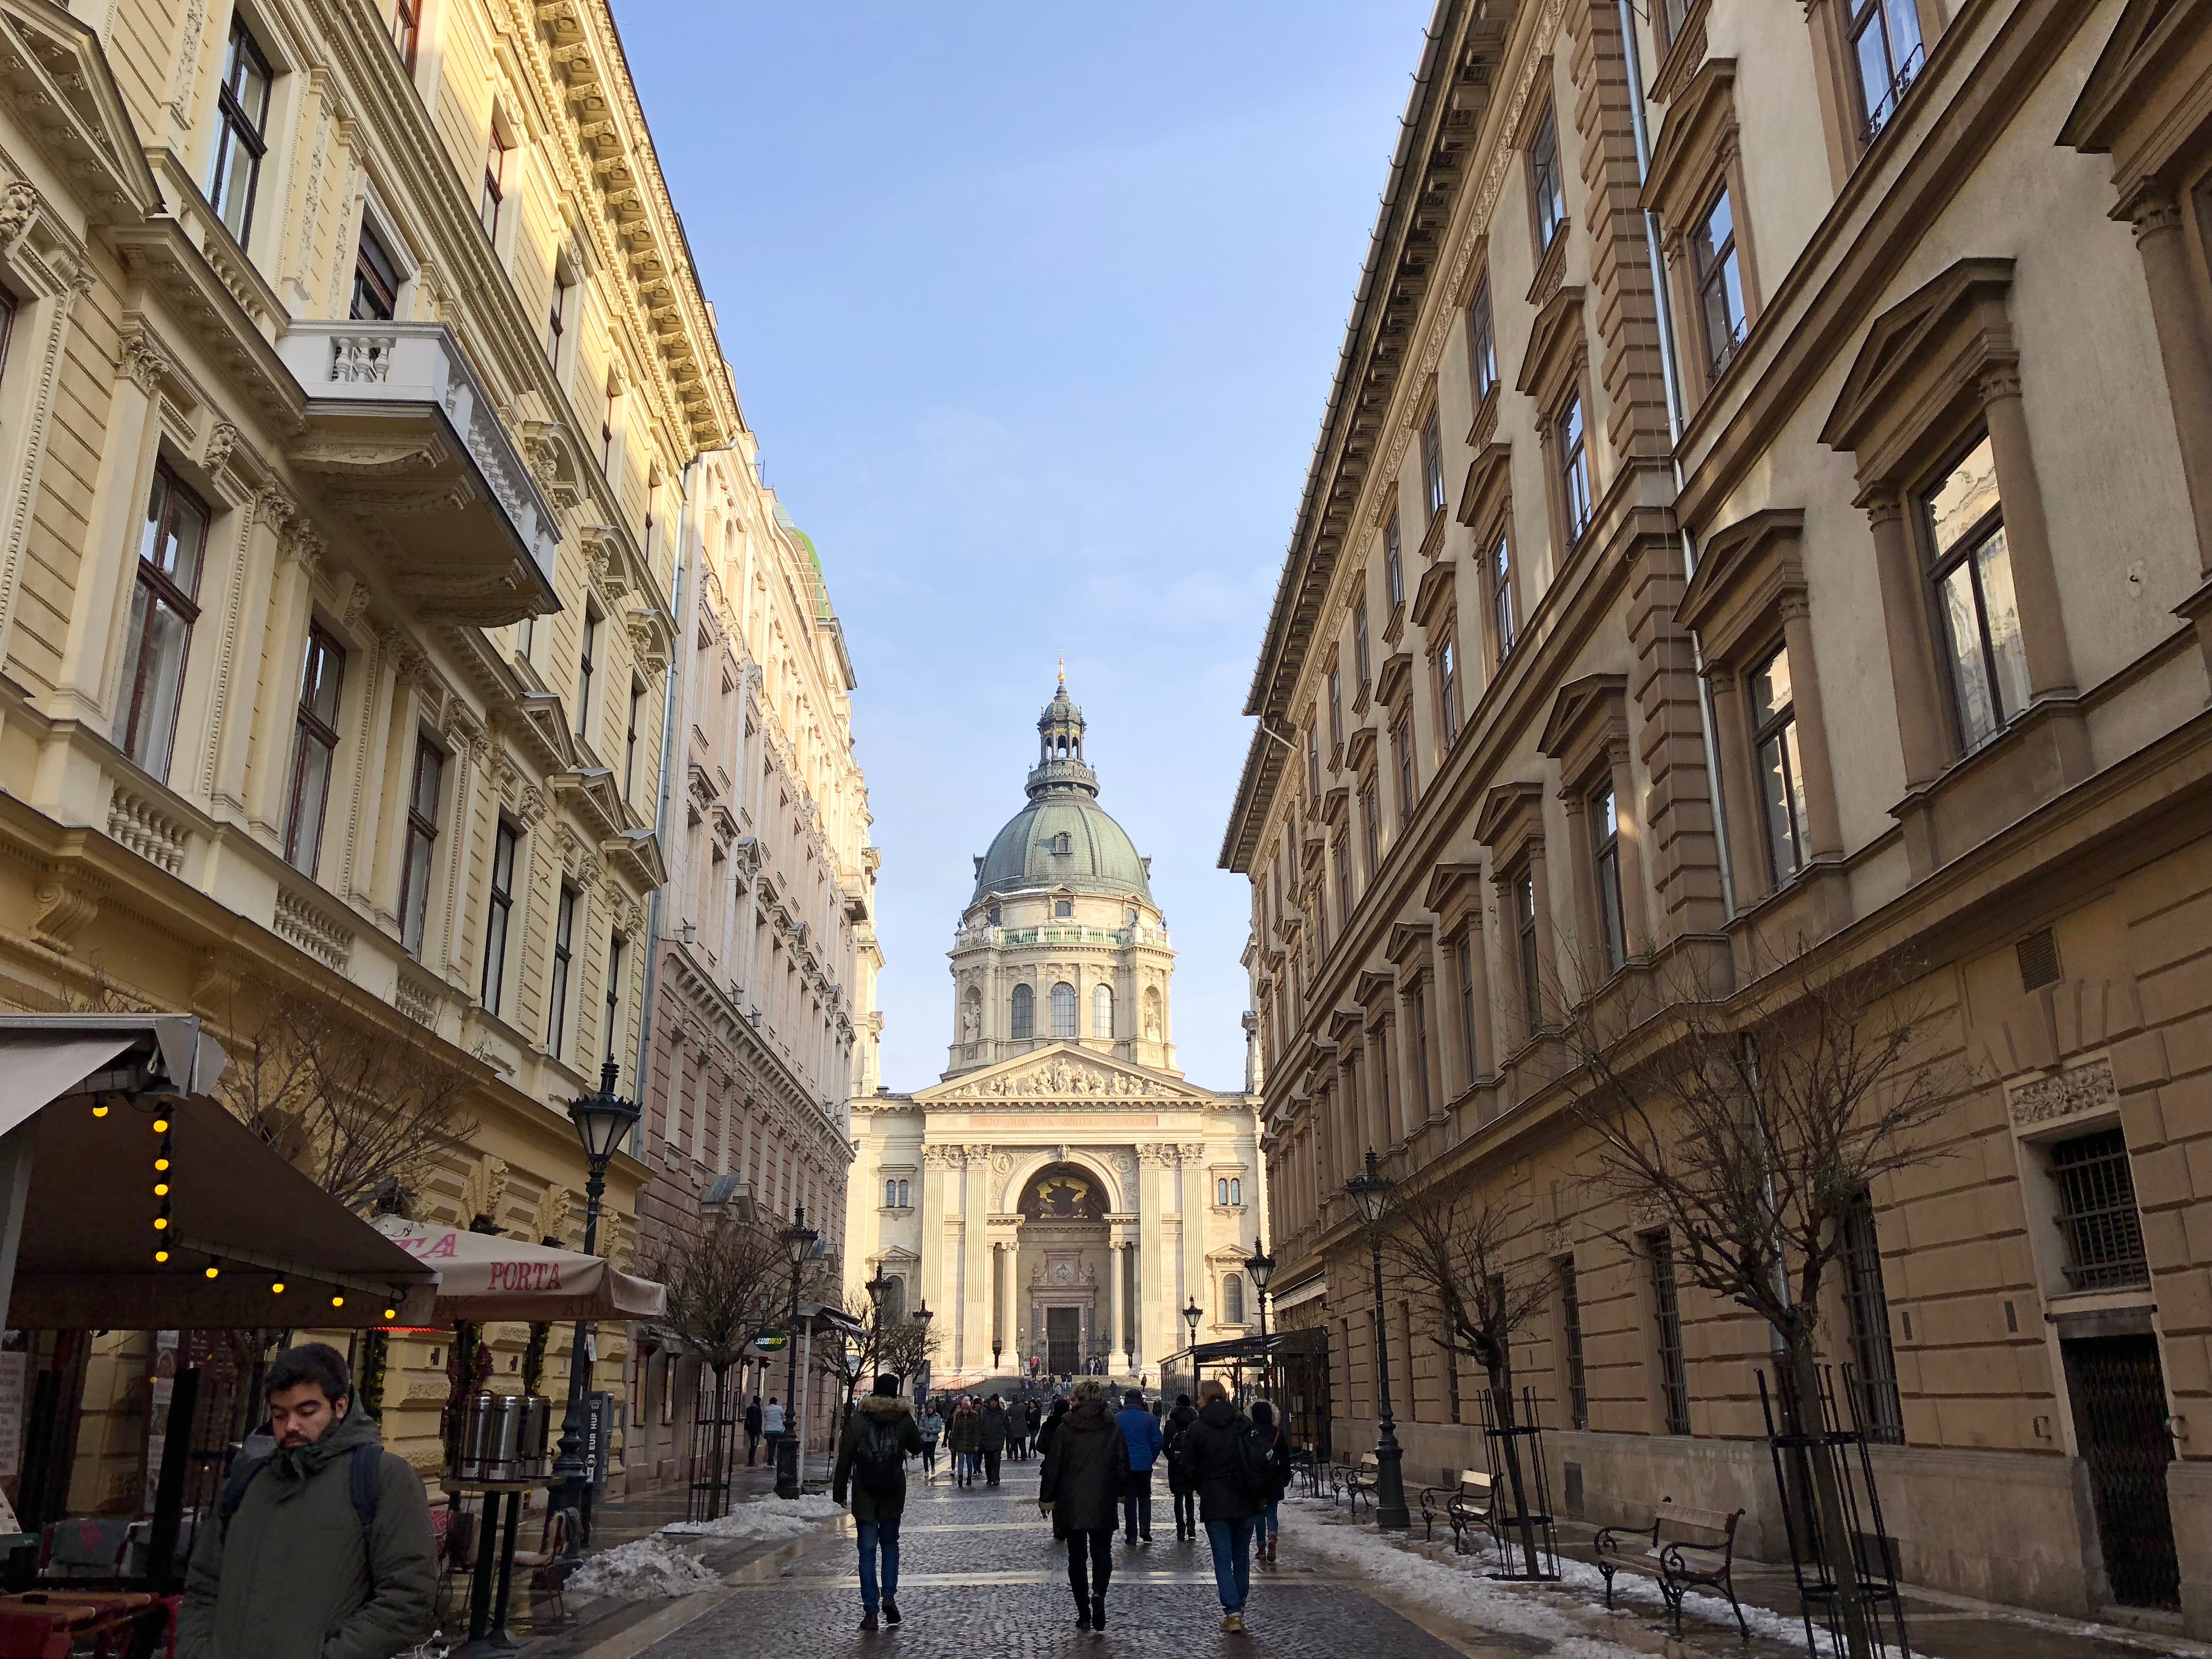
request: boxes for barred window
[1559,1256,1588,1430]
[1840,1190,1904,1443]
[2049,1128,2148,1292]
[1645,1229,1691,1435]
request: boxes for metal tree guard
[1476,1385,1559,1581]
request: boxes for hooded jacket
[1036,1400,1069,1458]
[833,1393,924,1524]
[1115,1403,1165,1472]
[1163,1400,1198,1493]
[1175,1398,1261,1523]
[979,1400,1009,1451]
[1036,1398,1128,1538]
[917,1409,945,1443]
[179,1405,435,1659]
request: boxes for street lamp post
[1346,1149,1410,1530]
[862,1267,891,1404]
[1181,1296,1203,1398]
[913,1302,933,1406]
[552,1060,640,1556]
[1246,1238,1276,1397]
[775,1205,818,1500]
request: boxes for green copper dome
[970,676,1154,907]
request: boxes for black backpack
[850,1413,907,1495]
[1228,1419,1276,1507]
[220,1441,383,1586]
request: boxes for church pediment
[918,1043,1216,1106]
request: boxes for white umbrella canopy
[371,1216,665,1321]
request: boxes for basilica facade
[848,681,1262,1384]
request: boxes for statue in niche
[961,1000,980,1043]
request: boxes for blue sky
[619,2,1429,1092]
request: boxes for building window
[2049,1127,2149,1292]
[1422,411,1446,521]
[548,271,572,362]
[1305,720,1321,799]
[547,883,577,1058]
[282,626,345,877]
[1468,281,1497,404]
[1849,0,1924,140]
[481,122,509,241]
[1385,515,1403,612]
[482,819,518,1013]
[390,0,419,68]
[1839,1191,1904,1444]
[1751,645,1809,887]
[208,18,272,244]
[577,606,600,741]
[624,679,645,802]
[1559,393,1593,543]
[1926,434,2027,754]
[1092,983,1113,1037]
[1559,1256,1589,1430]
[1333,832,1352,927]
[351,223,400,322]
[1593,782,1626,974]
[1353,597,1371,690]
[1328,667,1344,748]
[1223,1273,1245,1323]
[1692,187,1746,379]
[1217,1177,1229,1205]
[1360,781,1381,881]
[115,463,210,781]
[1054,896,1073,918]
[1392,720,1415,830]
[1053,831,1072,856]
[398,739,444,956]
[1491,536,1517,660]
[603,933,625,1060]
[1407,988,1431,1119]
[1436,634,1460,748]
[1456,937,1478,1085]
[1645,1229,1691,1435]
[1011,984,1035,1040]
[1050,981,1077,1039]
[1515,871,1541,1030]
[1530,108,1567,253]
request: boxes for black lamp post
[1181,1296,1203,1396]
[862,1267,891,1403]
[913,1302,933,1405]
[553,1059,639,1554]
[1346,1149,1409,1529]
[775,1205,818,1499]
[1246,1238,1276,1395]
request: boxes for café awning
[371,1217,666,1321]
[0,1016,440,1329]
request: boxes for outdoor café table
[442,1477,555,1656]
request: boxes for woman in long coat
[1037,1379,1128,1632]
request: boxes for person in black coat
[1176,1380,1261,1633]
[1037,1380,1128,1632]
[1162,1393,1199,1539]
[1249,1400,1295,1562]
[1035,1395,1070,1460]
[744,1396,764,1466]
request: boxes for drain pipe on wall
[1614,0,1737,923]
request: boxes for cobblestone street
[625,1459,1529,1659]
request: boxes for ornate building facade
[625,448,877,1487]
[849,682,1259,1384]
[1226,0,2212,1630]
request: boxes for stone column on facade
[1706,669,1769,905]
[1559,792,1598,981]
[1607,741,1652,957]
[1974,364,2075,702]
[241,522,321,839]
[919,1147,951,1346]
[2130,187,2212,575]
[1778,595,1846,860]
[203,486,291,816]
[962,1146,991,1374]
[1178,1146,1206,1348]
[1108,1238,1128,1373]
[1137,1147,1166,1370]
[1861,490,1950,789]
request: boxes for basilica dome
[970,676,1154,907]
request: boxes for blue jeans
[856,1515,901,1613]
[1204,1516,1255,1611]
[1263,1499,1279,1539]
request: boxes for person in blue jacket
[1114,1389,1166,1544]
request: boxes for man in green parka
[181,1342,436,1659]
[833,1374,924,1633]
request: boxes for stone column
[919,1147,951,1345]
[1178,1146,1206,1348]
[2131,187,2212,575]
[962,1148,991,1374]
[1108,1239,1128,1373]
[242,522,321,839]
[1607,741,1652,957]
[1779,596,1846,860]
[1862,490,1950,789]
[1706,669,1769,905]
[1137,1148,1167,1371]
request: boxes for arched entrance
[1017,1163,1109,1374]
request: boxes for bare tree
[648,1212,789,1517]
[218,982,479,1214]
[1560,950,1959,1659]
[816,1288,943,1407]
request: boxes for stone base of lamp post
[1373,1418,1412,1530]
[774,1419,801,1499]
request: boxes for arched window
[1051,981,1077,1038]
[885,1178,898,1208]
[897,1180,910,1207]
[1223,1273,1245,1324]
[1231,1178,1242,1205]
[1011,983,1034,1039]
[1092,984,1113,1037]
[881,1274,906,1323]
[1217,1177,1229,1205]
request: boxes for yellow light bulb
[153,1119,169,1133]
[153,1217,168,1231]
[270,1282,284,1294]
[92,1104,108,1118]
[154,1250,169,1263]
[383,1308,398,1321]
[204,1265,219,1279]
[153,1183,168,1197]
[331,1295,345,1308]
[154,1158,169,1171]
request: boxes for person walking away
[979,1395,1008,1485]
[1177,1379,1269,1634]
[1114,1390,1164,1545]
[1036,1395,1069,1461]
[1009,1398,1029,1460]
[1038,1379,1128,1633]
[761,1396,786,1469]
[1249,1402,1294,1562]
[916,1403,944,1482]
[1028,1397,1043,1457]
[1163,1392,1199,1540]
[947,1398,981,1486]
[744,1395,764,1466]
[180,1342,434,1659]
[834,1374,924,1633]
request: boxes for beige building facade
[850,683,1260,1386]
[625,447,877,1487]
[0,0,747,1495]
[1226,0,2212,1632]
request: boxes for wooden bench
[1417,1469,1495,1555]
[1342,1453,1381,1517]
[1594,1499,1748,1640]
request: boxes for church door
[1047,1307,1081,1375]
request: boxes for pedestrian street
[629,1459,1524,1659]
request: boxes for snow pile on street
[567,1536,725,1600]
[662,1493,843,1542]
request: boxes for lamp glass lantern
[568,1059,640,1166]
[1346,1149,1393,1226]
[1245,1240,1275,1294]
[1182,1297,1203,1342]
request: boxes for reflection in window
[1925,435,2027,753]
[1692,187,1746,379]
[482,818,518,1011]
[1515,871,1541,1029]
[1092,983,1113,1037]
[1422,411,1447,520]
[1531,109,1567,251]
[1354,597,1370,689]
[115,464,210,781]
[209,19,272,243]
[1492,537,1516,660]
[1328,667,1343,747]
[548,883,577,1057]
[1751,646,1810,886]
[1468,281,1497,403]
[1850,0,1925,140]
[1011,983,1034,1039]
[1392,720,1415,830]
[1385,515,1403,611]
[1560,394,1593,542]
[352,223,401,322]
[1436,634,1460,747]
[284,627,345,878]
[1593,783,1625,973]
[1051,981,1077,1038]
[1361,781,1381,880]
